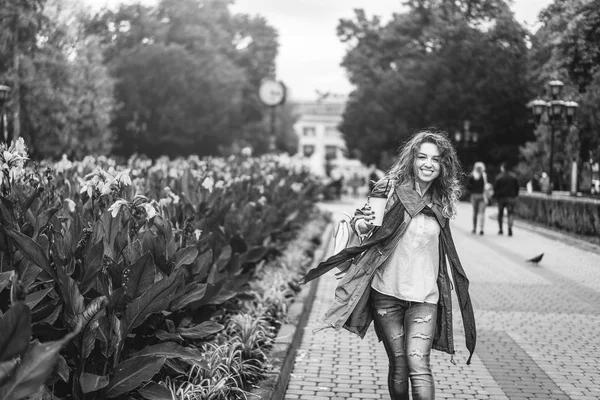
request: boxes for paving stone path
[283,197,600,400]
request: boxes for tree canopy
[338,0,532,170]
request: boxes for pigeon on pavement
[526,253,544,265]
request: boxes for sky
[85,0,554,101]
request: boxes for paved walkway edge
[251,222,334,400]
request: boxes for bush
[514,193,600,236]
[0,138,325,399]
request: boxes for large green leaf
[243,246,268,263]
[0,303,31,362]
[56,269,84,329]
[0,359,19,383]
[169,283,207,311]
[0,325,81,400]
[131,342,204,363]
[123,252,155,302]
[0,271,15,293]
[33,205,60,239]
[169,246,198,271]
[24,288,53,311]
[78,296,108,360]
[189,249,212,281]
[176,321,224,340]
[98,211,123,260]
[137,382,172,400]
[0,196,18,228]
[80,372,109,394]
[122,269,184,336]
[105,356,165,398]
[80,240,104,294]
[3,228,55,281]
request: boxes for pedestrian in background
[466,161,489,235]
[301,129,476,400]
[494,162,519,236]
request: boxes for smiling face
[414,142,441,192]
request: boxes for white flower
[194,229,203,241]
[64,199,76,213]
[55,154,73,173]
[108,199,128,218]
[116,170,132,186]
[143,203,157,219]
[202,176,215,192]
[291,182,303,193]
[214,180,225,189]
[241,147,253,157]
[258,196,267,206]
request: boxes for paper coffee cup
[368,196,387,226]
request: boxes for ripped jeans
[371,290,437,400]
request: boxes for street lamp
[453,120,478,167]
[529,80,578,194]
[0,85,10,143]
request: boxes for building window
[325,126,338,137]
[303,145,315,157]
[302,126,316,137]
[325,145,337,160]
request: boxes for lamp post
[530,80,579,195]
[0,85,10,143]
[453,120,478,167]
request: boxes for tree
[111,43,244,157]
[337,0,532,168]
[0,0,46,142]
[87,0,281,158]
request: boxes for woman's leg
[470,195,478,233]
[405,302,437,400]
[477,199,486,233]
[371,290,410,400]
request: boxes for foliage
[515,192,600,236]
[0,0,117,158]
[337,0,532,169]
[86,0,282,158]
[0,138,322,399]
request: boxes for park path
[283,196,600,400]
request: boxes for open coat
[302,179,477,364]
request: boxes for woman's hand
[356,204,376,234]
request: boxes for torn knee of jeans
[391,332,404,341]
[376,308,388,316]
[409,349,426,358]
[393,350,405,358]
[412,332,431,340]
[413,314,432,323]
[391,377,408,385]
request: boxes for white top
[370,182,440,304]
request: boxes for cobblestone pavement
[283,197,600,400]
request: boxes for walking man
[494,162,520,236]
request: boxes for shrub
[514,192,600,236]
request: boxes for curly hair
[386,128,463,218]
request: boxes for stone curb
[250,222,334,400]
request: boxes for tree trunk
[12,30,20,142]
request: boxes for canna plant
[0,139,323,399]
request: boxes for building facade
[292,94,366,180]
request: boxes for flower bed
[514,192,600,236]
[0,138,325,399]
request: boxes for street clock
[258,79,286,107]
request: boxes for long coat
[304,179,477,364]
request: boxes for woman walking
[466,161,489,235]
[301,129,476,400]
